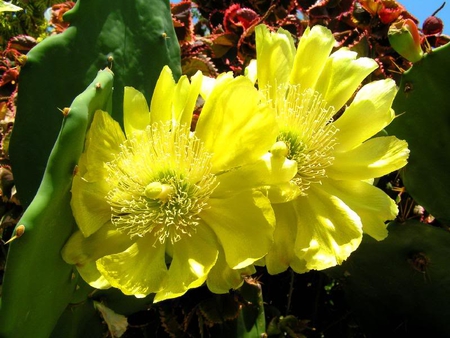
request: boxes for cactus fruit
[386,42,450,222]
[9,0,181,207]
[0,68,114,338]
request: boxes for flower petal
[84,110,125,181]
[290,25,335,90]
[213,151,298,198]
[154,224,219,302]
[201,190,275,269]
[62,222,134,266]
[196,76,278,172]
[150,65,176,124]
[71,175,111,237]
[76,261,111,289]
[255,24,296,99]
[314,50,378,112]
[207,249,256,294]
[97,236,168,297]
[321,179,398,240]
[199,72,234,100]
[264,202,298,274]
[333,79,397,152]
[178,70,203,127]
[244,59,258,84]
[123,87,150,138]
[328,136,409,180]
[292,185,363,272]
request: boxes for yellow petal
[199,72,234,100]
[213,151,298,197]
[328,136,409,180]
[255,24,296,99]
[333,79,397,152]
[244,59,258,85]
[178,70,203,127]
[321,179,398,240]
[154,225,219,302]
[150,65,176,124]
[201,191,275,269]
[264,202,298,274]
[76,261,111,289]
[207,248,256,294]
[71,175,111,237]
[123,87,150,138]
[290,25,335,90]
[61,222,134,266]
[293,185,363,271]
[195,76,277,172]
[97,236,168,297]
[314,49,378,112]
[84,110,125,181]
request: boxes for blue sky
[397,1,449,34]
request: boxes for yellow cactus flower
[254,24,410,274]
[62,66,297,301]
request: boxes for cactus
[0,68,114,338]
[386,42,450,221]
[9,0,181,207]
[1,0,180,336]
[327,220,450,336]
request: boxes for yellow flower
[254,24,409,274]
[62,66,297,301]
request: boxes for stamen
[105,122,217,244]
[274,85,338,194]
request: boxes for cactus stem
[95,82,102,90]
[4,225,26,245]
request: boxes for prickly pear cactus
[386,42,450,222]
[10,0,181,207]
[0,68,114,338]
[1,1,181,337]
[327,220,450,336]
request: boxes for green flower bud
[388,19,424,63]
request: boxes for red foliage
[48,1,76,35]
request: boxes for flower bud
[388,19,424,63]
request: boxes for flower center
[274,85,338,194]
[105,122,217,245]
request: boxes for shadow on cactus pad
[326,220,450,337]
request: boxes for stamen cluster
[106,122,217,244]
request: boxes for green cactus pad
[10,0,181,207]
[0,69,114,338]
[327,220,450,336]
[387,42,450,222]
